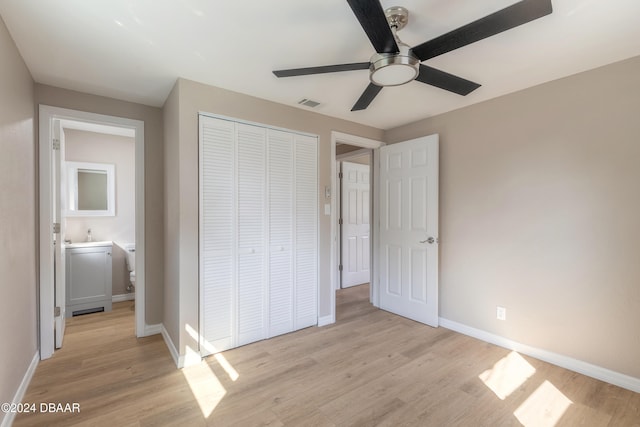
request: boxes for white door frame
[38,105,146,359]
[330,131,384,324]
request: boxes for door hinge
[52,138,60,150]
[338,172,343,179]
[54,306,61,317]
[53,222,60,234]
[339,218,343,225]
[339,264,343,271]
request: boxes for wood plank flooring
[15,285,640,426]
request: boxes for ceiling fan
[273,0,553,111]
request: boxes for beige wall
[162,81,180,347]
[336,143,364,156]
[164,78,384,358]
[35,84,164,325]
[0,16,37,422]
[385,56,640,378]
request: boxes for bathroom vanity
[65,241,113,317]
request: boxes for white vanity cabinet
[65,242,113,317]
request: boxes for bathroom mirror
[66,161,115,216]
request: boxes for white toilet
[123,243,136,291]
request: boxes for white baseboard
[1,352,39,427]
[317,314,335,327]
[159,324,201,369]
[143,323,162,336]
[112,293,135,303]
[439,317,640,393]
[161,324,180,368]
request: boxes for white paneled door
[199,115,318,356]
[340,161,370,288]
[379,135,439,327]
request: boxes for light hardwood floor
[15,285,640,426]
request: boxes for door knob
[420,237,435,244]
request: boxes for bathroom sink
[64,241,112,249]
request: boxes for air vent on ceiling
[298,98,321,108]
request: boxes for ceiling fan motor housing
[369,42,419,87]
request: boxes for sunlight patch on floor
[514,380,572,427]
[479,351,536,400]
[182,361,227,418]
[214,353,239,381]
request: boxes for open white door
[340,161,370,288]
[378,135,439,326]
[53,120,66,348]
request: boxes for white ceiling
[2,0,640,129]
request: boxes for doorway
[329,131,384,325]
[337,151,372,289]
[39,105,145,359]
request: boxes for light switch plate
[324,203,331,215]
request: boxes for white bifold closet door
[199,115,318,356]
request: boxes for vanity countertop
[64,241,112,249]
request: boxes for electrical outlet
[496,306,506,321]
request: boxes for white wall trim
[330,131,384,325]
[439,317,640,393]
[333,132,383,149]
[160,324,202,369]
[143,323,162,337]
[1,352,39,427]
[112,293,135,303]
[161,324,180,367]
[317,315,334,327]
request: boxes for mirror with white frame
[66,161,115,216]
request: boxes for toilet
[122,243,136,291]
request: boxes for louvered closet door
[200,116,235,354]
[294,135,318,329]
[267,130,294,337]
[200,114,318,356]
[236,123,267,346]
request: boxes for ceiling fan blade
[346,0,399,54]
[412,0,552,61]
[415,64,480,96]
[351,83,383,111]
[273,62,370,78]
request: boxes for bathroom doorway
[39,106,146,359]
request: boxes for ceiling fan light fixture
[369,44,419,87]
